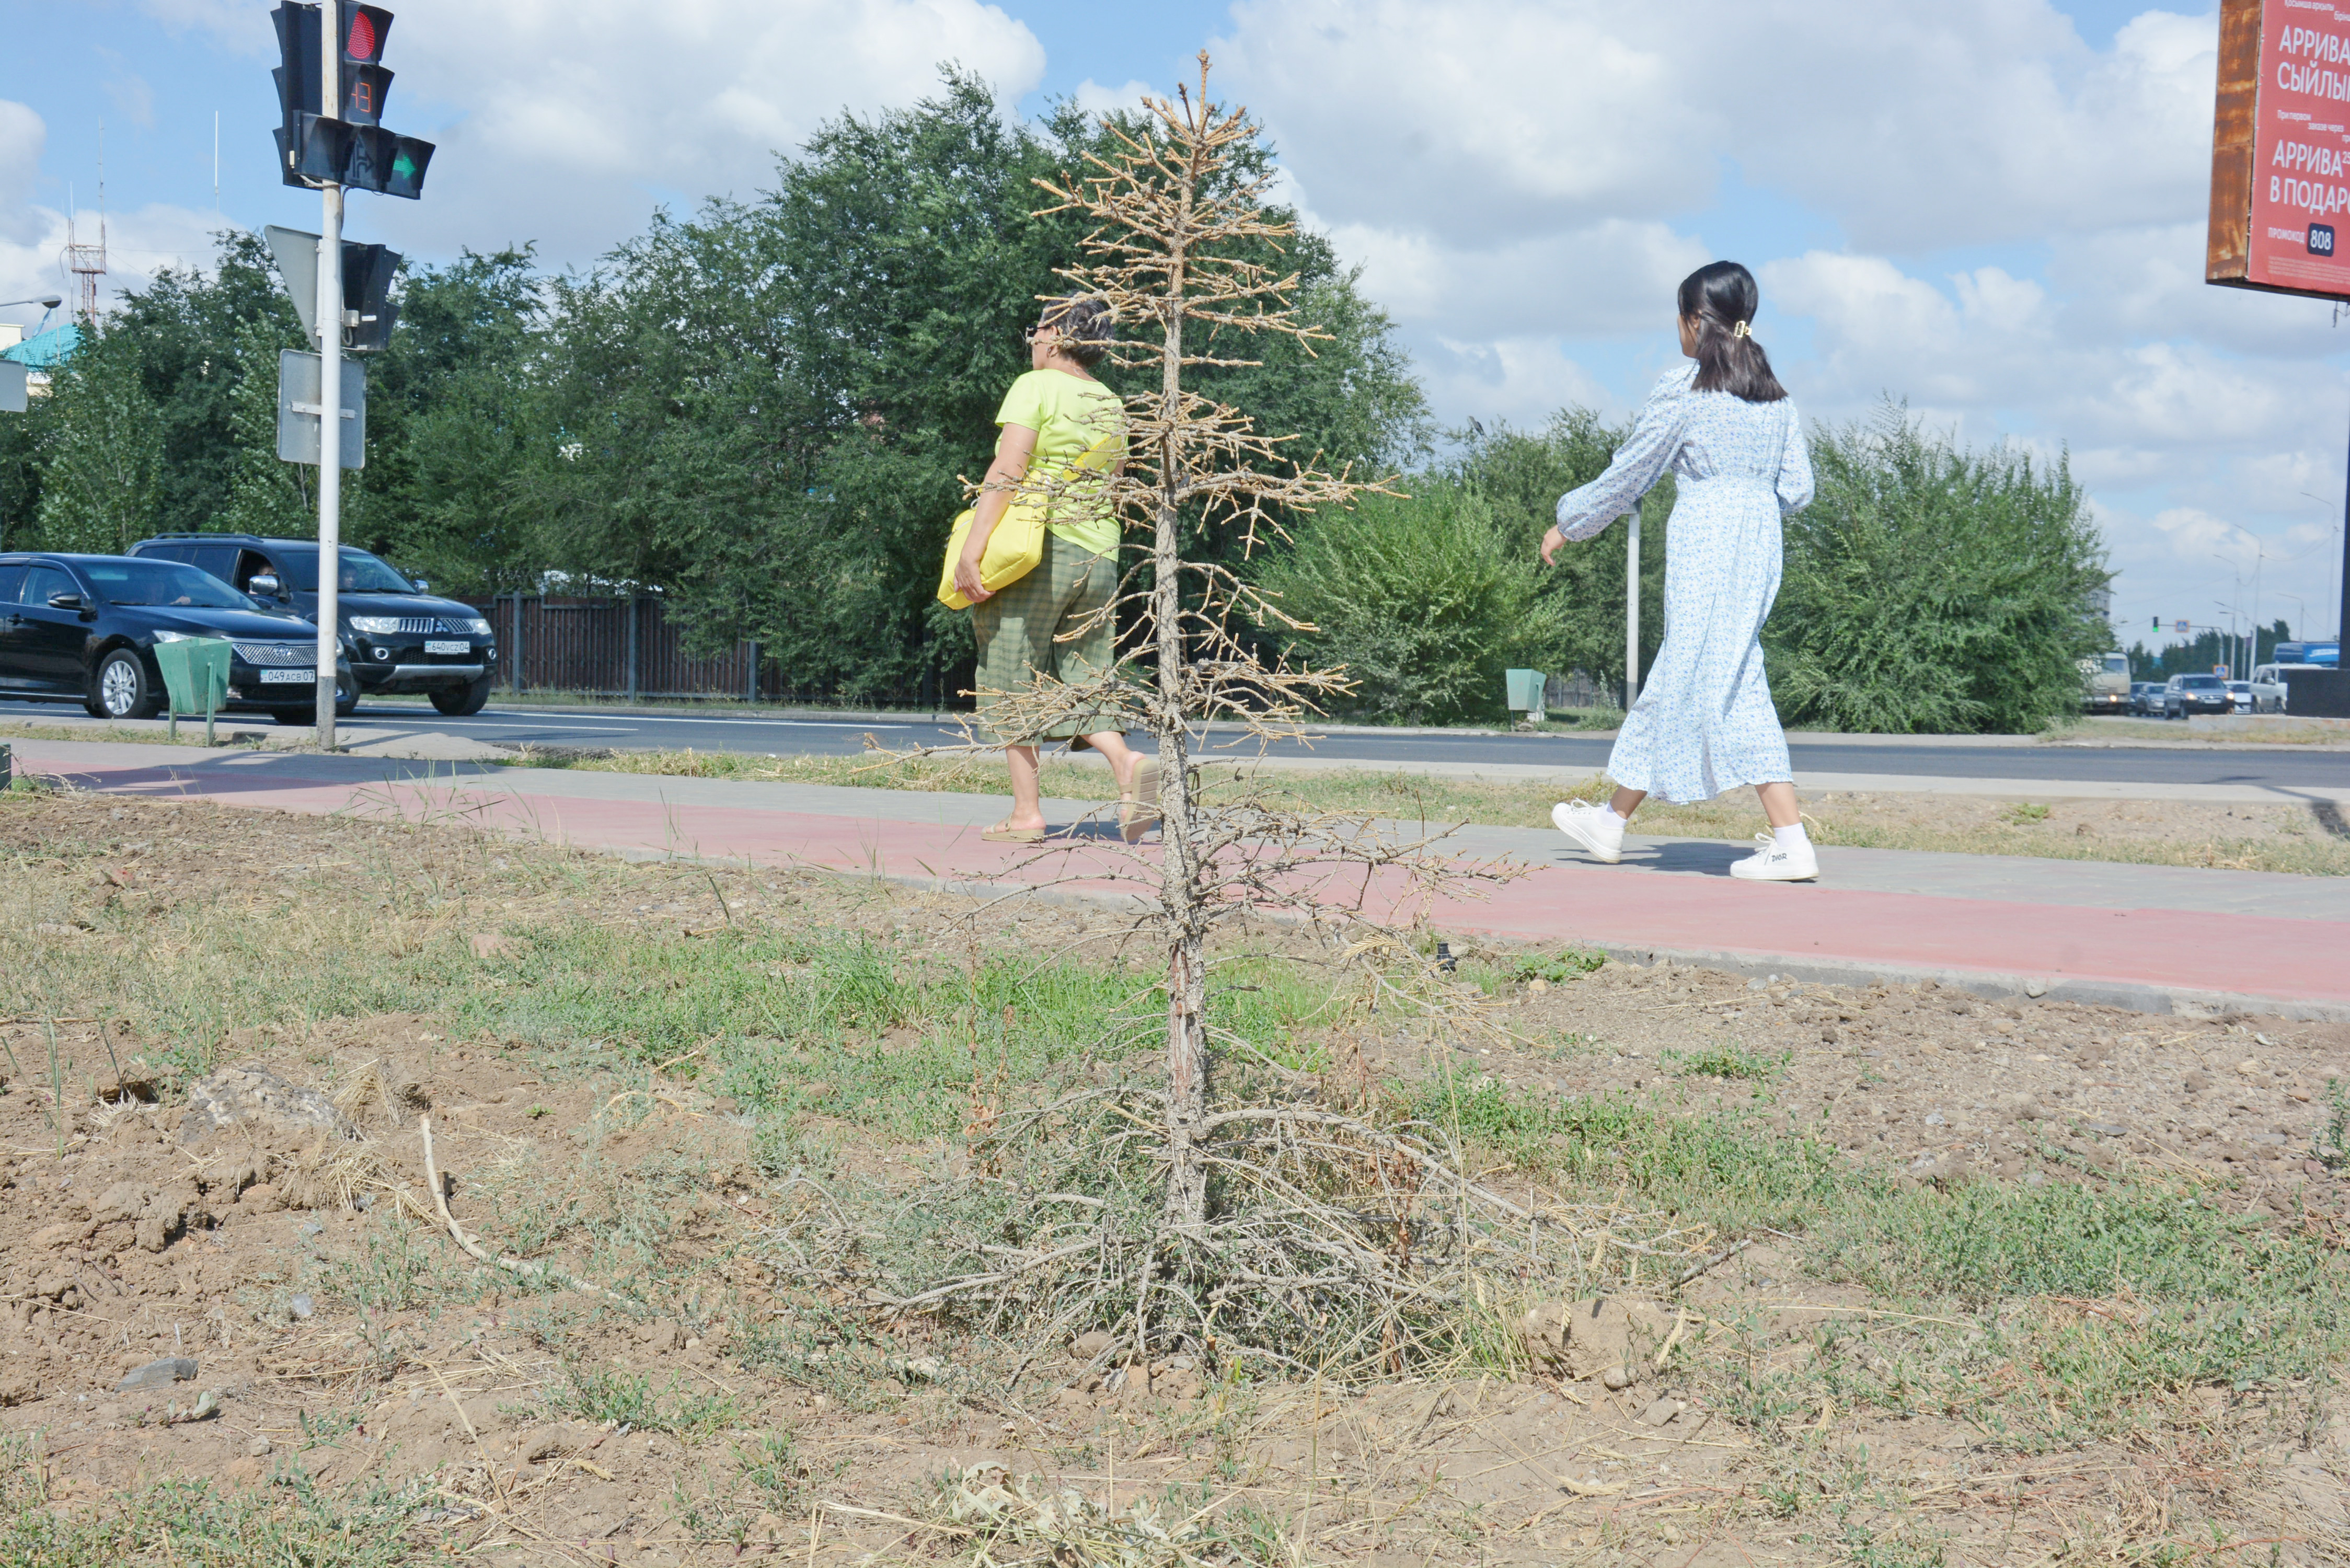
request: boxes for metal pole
[626,595,639,701]
[2340,400,2350,640]
[1624,506,1642,711]
[314,0,342,747]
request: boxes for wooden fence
[473,594,792,700]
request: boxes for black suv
[0,552,356,722]
[130,534,496,716]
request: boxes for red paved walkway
[19,740,2347,1016]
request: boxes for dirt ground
[1,790,2346,1565]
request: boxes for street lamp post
[0,297,63,310]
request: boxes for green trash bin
[152,637,234,745]
[1504,667,1548,722]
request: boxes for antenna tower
[63,130,109,319]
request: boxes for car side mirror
[248,573,282,597]
[413,579,430,593]
[47,592,87,613]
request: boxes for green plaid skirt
[969,530,1123,743]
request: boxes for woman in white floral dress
[1542,261,1819,881]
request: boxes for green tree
[36,320,164,554]
[351,247,548,592]
[111,230,296,534]
[215,314,314,538]
[1770,404,2110,733]
[1254,482,1563,724]
[531,71,1427,705]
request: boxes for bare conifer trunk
[1153,192,1209,1229]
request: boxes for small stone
[2237,1058,2261,1075]
[2023,978,2049,998]
[1639,1396,1683,1426]
[1070,1331,1114,1362]
[1527,978,1548,996]
[117,1357,198,1392]
[2184,1070,2211,1093]
[247,1435,272,1457]
[287,1294,315,1321]
[1600,1365,1635,1391]
[1924,1111,1946,1127]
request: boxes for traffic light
[262,225,401,352]
[270,2,321,189]
[339,5,394,124]
[269,2,433,199]
[343,242,400,351]
[2152,615,2160,632]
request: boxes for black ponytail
[1676,261,1787,403]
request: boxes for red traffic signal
[341,4,391,62]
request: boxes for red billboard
[2209,0,2350,301]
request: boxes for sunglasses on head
[1022,323,1058,344]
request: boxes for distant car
[2227,679,2253,712]
[2162,673,2233,719]
[0,552,355,722]
[2129,681,2165,716]
[2248,665,2289,713]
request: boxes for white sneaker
[1730,832,1819,882]
[1551,801,1626,864]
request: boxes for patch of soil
[1,791,2346,1565]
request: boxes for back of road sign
[275,349,366,469]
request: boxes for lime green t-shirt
[995,368,1126,558]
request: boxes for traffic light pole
[314,0,342,748]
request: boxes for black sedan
[2161,673,2234,719]
[0,553,355,722]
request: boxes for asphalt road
[342,702,2350,788]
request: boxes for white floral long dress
[1555,362,1814,805]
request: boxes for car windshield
[273,546,416,594]
[78,559,257,610]
[2101,655,2128,674]
[2180,675,2224,689]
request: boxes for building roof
[1,322,82,368]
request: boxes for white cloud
[144,0,1049,262]
[0,101,47,248]
[1071,79,1157,119]
[1216,1,2215,253]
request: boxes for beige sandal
[982,819,1045,844]
[1120,759,1162,843]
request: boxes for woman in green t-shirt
[954,295,1157,843]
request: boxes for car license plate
[258,668,315,684]
[424,640,469,654]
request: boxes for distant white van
[2248,664,2293,713]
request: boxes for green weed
[1664,1042,1792,1081]
[550,1363,740,1440]
[0,1436,427,1567]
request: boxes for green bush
[1768,405,2111,734]
[1254,482,1566,724]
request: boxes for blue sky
[6,0,2346,649]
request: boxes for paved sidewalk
[12,738,2346,1019]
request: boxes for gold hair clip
[1732,319,1752,339]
